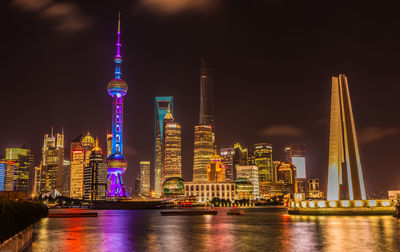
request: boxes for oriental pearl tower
[106,13,128,197]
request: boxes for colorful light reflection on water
[29,208,400,251]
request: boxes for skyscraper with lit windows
[254,143,274,182]
[5,147,34,194]
[193,125,215,182]
[162,108,182,183]
[140,161,151,197]
[40,129,64,194]
[154,96,173,197]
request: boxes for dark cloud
[358,127,400,144]
[259,125,306,137]
[10,0,93,33]
[136,0,220,15]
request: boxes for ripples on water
[28,208,400,252]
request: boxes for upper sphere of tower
[107,79,128,97]
[81,133,95,147]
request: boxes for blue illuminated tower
[106,13,128,197]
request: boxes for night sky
[1,0,400,194]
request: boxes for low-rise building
[184,181,236,202]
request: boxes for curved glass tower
[106,13,128,197]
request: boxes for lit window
[318,201,326,208]
[368,200,376,207]
[295,203,300,208]
[302,202,307,208]
[382,201,390,207]
[309,201,315,207]
[355,200,362,207]
[329,201,336,207]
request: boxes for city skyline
[1,2,400,194]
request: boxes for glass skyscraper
[5,148,34,194]
[253,143,274,183]
[154,96,173,197]
[140,161,151,197]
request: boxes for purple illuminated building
[106,13,128,197]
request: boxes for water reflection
[30,209,400,251]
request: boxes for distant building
[285,144,306,179]
[207,155,226,182]
[0,162,5,191]
[33,166,41,196]
[259,181,285,197]
[5,148,34,194]
[220,148,235,182]
[154,96,174,198]
[134,174,141,197]
[162,108,182,183]
[276,162,296,195]
[253,143,274,183]
[308,178,322,199]
[106,133,113,158]
[63,160,70,196]
[184,181,235,202]
[193,125,215,182]
[83,139,107,202]
[235,178,254,199]
[4,161,16,191]
[140,161,151,197]
[388,190,400,200]
[40,129,65,194]
[199,58,215,126]
[236,166,259,197]
[163,177,184,198]
[70,133,95,199]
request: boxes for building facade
[193,125,215,182]
[5,148,34,194]
[154,96,173,197]
[276,162,296,195]
[327,74,366,201]
[236,166,259,197]
[184,181,236,202]
[40,130,64,194]
[140,161,151,197]
[162,109,182,183]
[285,144,306,179]
[254,143,274,182]
[207,155,226,182]
[220,148,235,182]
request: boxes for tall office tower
[193,125,215,182]
[284,144,306,179]
[234,143,253,166]
[220,148,235,181]
[70,133,95,199]
[84,139,107,202]
[107,133,113,157]
[40,130,64,194]
[327,74,366,201]
[105,14,129,197]
[4,161,16,191]
[199,58,215,126]
[308,178,322,199]
[0,161,5,191]
[140,161,151,197]
[63,160,71,196]
[276,162,296,194]
[253,143,274,182]
[162,109,182,183]
[154,96,173,197]
[33,166,41,196]
[5,148,34,193]
[236,166,259,197]
[206,155,226,182]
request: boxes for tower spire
[114,12,122,79]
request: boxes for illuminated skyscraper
[193,125,215,182]
[236,166,259,197]
[220,148,235,182]
[285,144,306,179]
[327,74,366,201]
[1,161,16,191]
[253,143,274,182]
[162,109,182,182]
[40,129,64,194]
[106,14,129,197]
[83,139,107,202]
[276,162,296,195]
[70,133,94,199]
[199,58,215,126]
[0,162,5,191]
[154,96,173,197]
[107,133,113,157]
[207,154,226,182]
[5,148,34,194]
[140,161,151,197]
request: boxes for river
[27,208,400,252]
